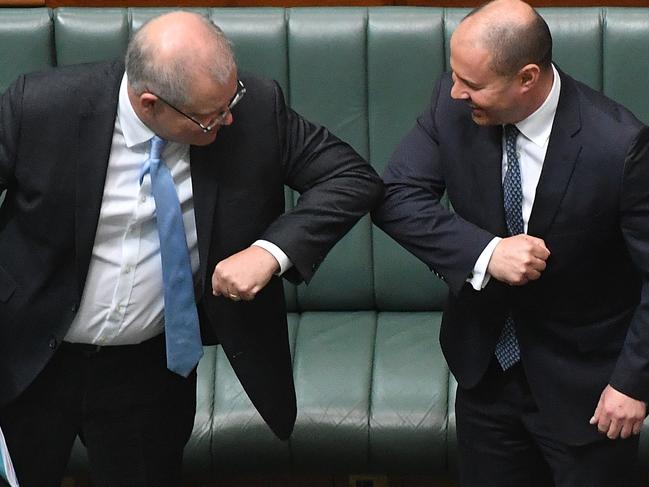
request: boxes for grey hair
[125,13,236,107]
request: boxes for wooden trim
[46,0,387,5]
[2,0,649,8]
[401,0,649,4]
[1,0,44,5]
[44,0,393,6]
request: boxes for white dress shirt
[65,74,291,345]
[469,64,561,291]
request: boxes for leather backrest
[2,7,648,315]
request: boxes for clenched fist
[212,246,280,301]
[487,234,550,286]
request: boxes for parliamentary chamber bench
[1,6,649,486]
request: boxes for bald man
[373,1,649,485]
[0,11,382,486]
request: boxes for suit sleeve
[0,75,22,193]
[371,77,495,295]
[610,126,649,402]
[260,81,384,284]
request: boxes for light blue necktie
[0,449,7,484]
[495,124,522,370]
[0,426,14,486]
[141,136,203,377]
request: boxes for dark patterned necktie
[495,124,522,370]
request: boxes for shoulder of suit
[238,72,281,94]
[25,59,122,82]
[236,72,288,114]
[17,60,122,116]
[21,60,123,97]
[562,71,643,132]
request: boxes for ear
[126,84,160,122]
[139,92,159,113]
[518,64,540,93]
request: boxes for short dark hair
[465,3,553,76]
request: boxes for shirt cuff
[467,237,502,291]
[252,240,293,276]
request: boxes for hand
[590,384,647,439]
[487,234,550,286]
[212,246,280,301]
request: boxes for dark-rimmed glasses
[151,79,246,133]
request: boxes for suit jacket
[373,68,649,444]
[0,61,383,440]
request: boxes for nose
[450,80,469,101]
[221,110,234,126]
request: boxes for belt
[60,333,165,356]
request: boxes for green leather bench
[1,6,649,483]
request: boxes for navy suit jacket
[0,61,382,440]
[373,68,649,444]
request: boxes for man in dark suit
[0,11,382,487]
[373,0,649,485]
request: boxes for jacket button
[71,304,78,313]
[48,337,58,350]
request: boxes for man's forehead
[450,33,491,65]
[188,76,237,114]
[451,18,488,49]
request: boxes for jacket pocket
[575,308,633,354]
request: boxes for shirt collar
[118,73,155,149]
[513,63,561,147]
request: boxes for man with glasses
[0,11,382,486]
[150,79,247,134]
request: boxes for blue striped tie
[495,124,522,370]
[141,136,203,377]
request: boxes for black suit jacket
[0,61,382,440]
[373,69,649,444]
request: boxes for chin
[471,114,490,126]
[471,111,502,127]
[192,131,219,146]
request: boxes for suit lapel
[75,63,123,298]
[471,124,508,236]
[527,72,582,237]
[190,144,219,291]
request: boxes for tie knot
[504,124,519,143]
[149,135,167,160]
[139,136,167,185]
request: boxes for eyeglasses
[151,79,246,133]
